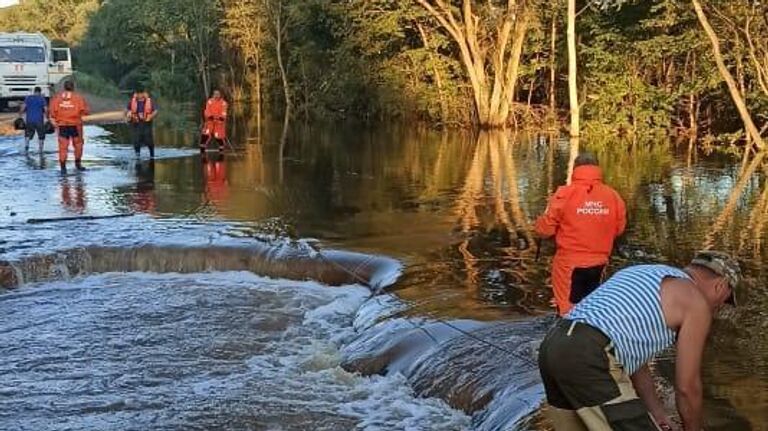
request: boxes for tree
[567,0,579,137]
[691,0,765,150]
[262,0,292,139]
[80,0,222,99]
[415,0,534,128]
[0,0,100,44]
[221,0,264,107]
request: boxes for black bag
[44,121,55,134]
[13,118,25,130]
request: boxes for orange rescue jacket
[204,98,227,120]
[535,165,626,261]
[50,91,89,127]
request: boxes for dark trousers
[538,319,659,430]
[199,134,224,152]
[131,122,154,157]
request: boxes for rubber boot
[75,160,86,171]
[200,135,209,156]
[60,162,67,174]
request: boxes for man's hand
[650,412,677,430]
[631,365,673,430]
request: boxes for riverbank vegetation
[3,0,768,143]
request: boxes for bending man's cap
[691,250,741,305]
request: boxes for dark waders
[132,121,155,158]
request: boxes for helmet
[13,118,25,130]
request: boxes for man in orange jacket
[535,152,627,316]
[126,88,158,159]
[50,80,90,173]
[200,89,228,155]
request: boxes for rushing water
[1,121,768,429]
[0,272,468,430]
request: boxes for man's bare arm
[675,291,711,431]
[631,364,672,428]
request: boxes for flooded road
[1,122,767,429]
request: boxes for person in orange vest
[50,80,90,173]
[200,89,228,155]
[535,152,627,316]
[125,88,158,158]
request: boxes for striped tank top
[567,264,689,374]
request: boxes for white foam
[337,371,471,430]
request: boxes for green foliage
[4,0,768,138]
[0,0,99,44]
[76,0,222,100]
[579,2,716,139]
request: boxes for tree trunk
[692,0,764,150]
[549,9,557,115]
[688,92,697,137]
[415,0,529,129]
[566,136,579,185]
[527,54,539,110]
[255,26,262,140]
[273,1,291,123]
[567,0,579,137]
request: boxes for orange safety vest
[129,97,154,121]
[204,98,227,119]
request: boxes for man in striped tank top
[538,251,740,431]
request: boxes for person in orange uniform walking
[50,80,90,173]
[535,152,626,316]
[200,89,228,155]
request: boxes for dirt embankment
[0,93,125,136]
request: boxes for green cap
[691,250,741,305]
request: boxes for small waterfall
[342,300,552,430]
[1,248,93,287]
[0,242,402,291]
[1,239,551,430]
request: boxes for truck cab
[0,32,72,111]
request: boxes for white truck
[0,32,72,111]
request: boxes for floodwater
[1,120,767,430]
[0,272,468,430]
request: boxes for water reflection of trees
[438,131,551,314]
[705,151,767,252]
